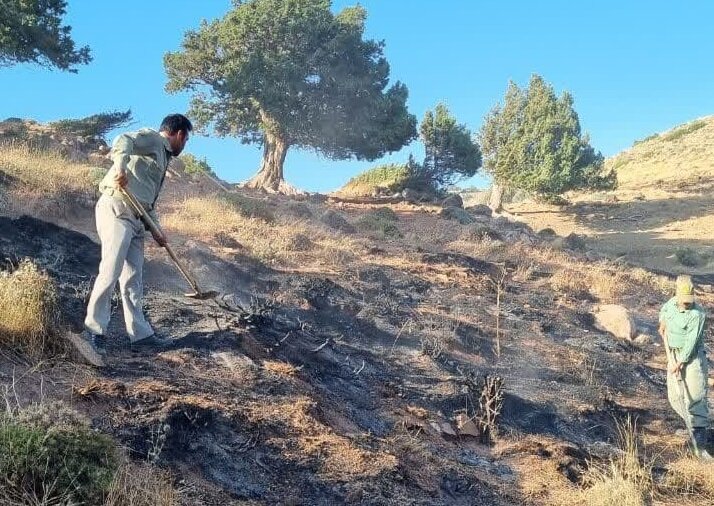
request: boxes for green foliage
[164,0,417,182]
[663,120,707,142]
[0,402,118,504]
[50,110,133,139]
[419,103,481,187]
[356,210,402,238]
[220,193,275,222]
[343,163,412,194]
[371,207,398,222]
[675,247,703,267]
[180,153,215,176]
[0,0,91,72]
[479,75,616,200]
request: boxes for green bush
[0,402,119,504]
[180,153,215,176]
[220,193,275,222]
[675,247,702,267]
[341,163,412,195]
[663,120,707,142]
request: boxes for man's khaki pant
[84,194,153,342]
[668,348,710,428]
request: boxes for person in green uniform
[68,114,192,367]
[659,275,711,460]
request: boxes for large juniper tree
[0,0,91,72]
[480,75,615,211]
[165,0,417,193]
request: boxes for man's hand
[151,229,167,247]
[114,169,128,188]
[668,361,683,376]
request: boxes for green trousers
[668,348,710,429]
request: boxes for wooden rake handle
[118,187,202,295]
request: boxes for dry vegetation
[105,462,177,506]
[162,195,359,268]
[0,259,63,356]
[0,143,100,217]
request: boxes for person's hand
[668,361,683,376]
[152,229,167,247]
[114,169,128,188]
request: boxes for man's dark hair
[160,114,193,134]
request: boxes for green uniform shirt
[659,296,706,363]
[99,128,173,222]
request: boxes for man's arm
[110,133,134,188]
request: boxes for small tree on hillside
[164,0,417,194]
[479,75,615,212]
[417,103,481,189]
[0,0,91,72]
[51,110,132,139]
[180,153,216,177]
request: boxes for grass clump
[0,259,62,356]
[662,119,707,142]
[356,208,402,239]
[0,402,119,505]
[106,462,177,506]
[581,417,652,506]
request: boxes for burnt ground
[0,210,706,505]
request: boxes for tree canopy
[164,0,417,193]
[50,110,132,139]
[418,103,481,188]
[0,0,91,72]
[480,75,615,210]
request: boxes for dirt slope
[1,144,713,505]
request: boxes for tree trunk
[241,133,303,195]
[489,182,504,213]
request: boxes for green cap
[676,275,695,304]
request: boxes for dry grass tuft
[581,417,652,506]
[0,259,63,356]
[662,456,714,500]
[245,397,397,481]
[263,360,300,377]
[105,462,177,506]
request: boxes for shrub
[179,153,215,177]
[372,207,398,222]
[220,193,275,222]
[0,259,62,356]
[633,133,659,146]
[675,247,702,267]
[320,210,355,234]
[340,163,412,196]
[0,403,119,505]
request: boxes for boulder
[441,193,464,209]
[593,304,636,341]
[439,206,474,225]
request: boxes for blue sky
[2,1,713,192]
